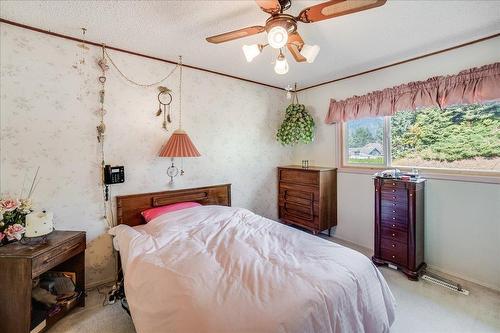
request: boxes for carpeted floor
[48,237,500,333]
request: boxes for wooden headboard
[116,184,231,227]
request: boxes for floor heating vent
[421,272,469,295]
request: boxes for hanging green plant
[276,103,315,145]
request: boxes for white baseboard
[329,233,499,292]
[426,264,500,293]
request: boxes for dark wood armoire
[372,177,426,280]
[278,166,337,235]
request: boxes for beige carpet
[49,237,500,333]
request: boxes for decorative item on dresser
[372,178,426,280]
[0,231,86,333]
[278,166,337,235]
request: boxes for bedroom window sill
[338,166,500,185]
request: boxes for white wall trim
[338,168,500,185]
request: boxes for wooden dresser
[278,166,337,235]
[372,178,426,280]
[0,231,86,333]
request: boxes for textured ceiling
[1,0,499,89]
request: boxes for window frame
[338,116,500,181]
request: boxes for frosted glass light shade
[267,26,288,49]
[159,129,201,157]
[300,44,320,63]
[242,44,261,62]
[274,54,289,75]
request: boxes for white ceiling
[1,0,499,89]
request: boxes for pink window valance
[325,62,500,124]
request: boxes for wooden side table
[0,230,86,333]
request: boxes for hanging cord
[104,48,179,88]
[96,44,114,229]
[292,82,299,105]
[178,56,183,129]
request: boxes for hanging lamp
[159,56,201,183]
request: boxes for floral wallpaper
[0,24,292,286]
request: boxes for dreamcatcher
[155,86,173,130]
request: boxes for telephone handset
[104,165,125,184]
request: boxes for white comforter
[109,205,395,333]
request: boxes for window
[345,117,386,166]
[342,102,500,173]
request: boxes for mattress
[109,205,395,333]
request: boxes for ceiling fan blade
[206,26,266,44]
[287,32,307,62]
[255,0,281,15]
[297,0,387,23]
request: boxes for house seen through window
[344,102,500,172]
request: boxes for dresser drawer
[281,188,314,206]
[283,201,315,218]
[279,169,319,186]
[380,226,408,242]
[32,234,85,278]
[279,183,319,202]
[380,240,408,266]
[280,208,319,228]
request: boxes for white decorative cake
[25,211,54,237]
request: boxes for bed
[110,184,395,333]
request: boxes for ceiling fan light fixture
[300,44,320,63]
[274,50,289,75]
[242,44,262,62]
[267,26,288,49]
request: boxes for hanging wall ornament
[156,86,173,131]
[276,83,315,146]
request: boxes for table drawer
[380,226,408,243]
[32,235,85,278]
[279,169,319,186]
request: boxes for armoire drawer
[380,227,408,243]
[381,237,408,267]
[381,190,408,203]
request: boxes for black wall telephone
[104,165,125,184]
[103,165,125,202]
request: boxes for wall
[292,36,500,290]
[0,24,292,286]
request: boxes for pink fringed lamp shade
[159,129,201,157]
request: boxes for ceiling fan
[206,0,387,74]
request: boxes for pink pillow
[141,202,201,223]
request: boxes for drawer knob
[392,255,395,259]
[392,224,396,227]
[392,233,395,237]
[392,244,395,248]
[392,217,396,220]
[392,183,395,186]
[392,210,396,213]
[393,203,396,206]
[392,190,395,192]
[393,196,396,199]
